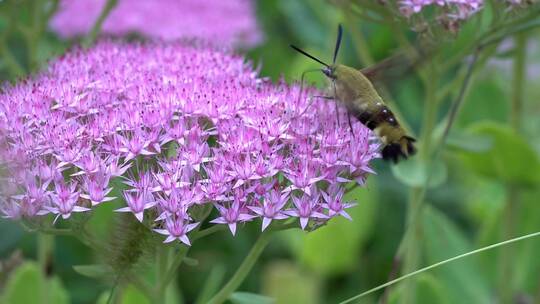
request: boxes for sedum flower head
[399,0,483,27]
[50,0,262,47]
[0,41,379,245]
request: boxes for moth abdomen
[348,103,416,163]
[348,102,398,131]
[381,136,416,163]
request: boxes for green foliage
[261,261,320,304]
[459,122,540,187]
[422,206,491,303]
[230,292,275,304]
[387,273,451,304]
[73,264,114,279]
[119,285,151,304]
[392,158,448,188]
[1,262,69,304]
[446,130,493,153]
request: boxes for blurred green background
[1,0,540,303]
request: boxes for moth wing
[359,40,433,84]
[360,51,417,84]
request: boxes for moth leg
[347,113,355,138]
[312,95,334,100]
[298,68,322,104]
[294,95,335,119]
[332,80,340,126]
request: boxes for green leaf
[462,178,505,224]
[195,264,226,304]
[1,261,70,304]
[474,187,540,292]
[73,264,113,279]
[48,276,70,304]
[446,130,494,153]
[2,262,43,304]
[262,261,320,304]
[458,122,540,187]
[388,273,450,304]
[287,183,377,276]
[422,206,491,303]
[416,273,451,304]
[512,188,540,292]
[121,285,151,304]
[164,276,183,304]
[457,77,508,127]
[391,158,448,188]
[96,292,110,304]
[230,292,275,304]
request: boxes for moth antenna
[290,45,329,67]
[333,24,343,65]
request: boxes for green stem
[498,32,527,304]
[349,5,385,24]
[400,64,439,304]
[339,231,540,304]
[192,225,227,242]
[418,67,439,157]
[83,0,118,48]
[160,245,189,293]
[37,233,53,304]
[400,188,422,304]
[207,230,272,304]
[37,233,53,274]
[386,48,481,303]
[37,227,73,236]
[155,246,170,303]
[510,34,526,131]
[125,270,154,301]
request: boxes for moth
[290,25,416,163]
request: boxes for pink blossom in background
[399,0,484,20]
[0,41,379,244]
[50,0,263,47]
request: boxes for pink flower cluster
[50,0,262,47]
[0,42,379,245]
[399,0,483,20]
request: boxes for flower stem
[155,245,170,303]
[37,233,53,303]
[83,0,118,48]
[400,64,439,304]
[383,49,481,303]
[192,225,227,242]
[509,34,526,132]
[160,245,189,294]
[207,230,272,304]
[498,31,527,304]
[123,270,154,301]
[37,232,53,274]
